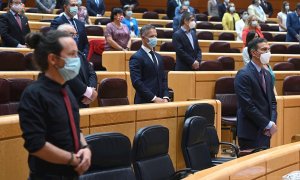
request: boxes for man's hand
[192,61,199,70]
[74,148,92,175]
[153,97,166,103]
[81,89,98,105]
[264,124,277,137]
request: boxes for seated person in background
[236,11,249,41]
[208,0,219,17]
[248,0,266,23]
[242,14,264,46]
[120,0,139,9]
[57,24,98,108]
[104,8,131,51]
[87,0,105,17]
[51,0,89,56]
[167,0,181,20]
[242,31,258,65]
[0,0,30,47]
[277,1,290,32]
[218,0,230,19]
[174,0,194,17]
[222,2,240,30]
[35,0,56,14]
[173,4,188,32]
[172,12,202,71]
[77,0,91,24]
[122,5,139,37]
[129,24,169,104]
[286,3,300,42]
[261,0,273,18]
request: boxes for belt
[29,172,78,180]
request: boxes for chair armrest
[170,168,196,180]
[219,141,240,157]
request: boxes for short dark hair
[180,12,194,26]
[296,3,300,10]
[25,31,71,72]
[140,24,156,37]
[63,0,70,6]
[246,31,257,47]
[247,38,267,59]
[110,8,123,21]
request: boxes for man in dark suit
[129,24,169,104]
[0,0,30,47]
[86,0,105,17]
[50,0,89,56]
[172,12,202,71]
[58,24,98,108]
[260,0,273,17]
[286,3,300,42]
[120,0,139,8]
[218,0,229,18]
[234,38,277,150]
[167,0,180,20]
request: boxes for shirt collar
[181,26,190,33]
[64,12,73,20]
[10,10,17,16]
[141,44,152,53]
[251,60,262,72]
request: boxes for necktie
[149,51,158,71]
[61,88,80,152]
[69,18,78,32]
[15,14,22,30]
[259,69,266,94]
[232,15,236,30]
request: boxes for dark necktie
[149,51,158,71]
[15,13,22,30]
[232,15,236,30]
[69,18,78,32]
[259,69,266,94]
[61,88,80,152]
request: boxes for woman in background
[242,14,264,46]
[122,5,139,37]
[222,2,240,30]
[277,1,291,32]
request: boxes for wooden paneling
[266,163,299,180]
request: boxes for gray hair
[57,23,75,32]
[140,24,156,37]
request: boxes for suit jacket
[129,48,169,104]
[172,28,202,71]
[0,11,30,47]
[234,62,277,141]
[120,0,139,7]
[286,12,300,42]
[167,0,179,20]
[50,14,89,55]
[218,3,227,18]
[67,51,97,108]
[260,1,273,17]
[86,0,105,16]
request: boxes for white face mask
[224,0,229,3]
[12,4,23,13]
[257,0,261,5]
[229,7,235,12]
[242,14,249,20]
[251,20,258,27]
[189,21,196,29]
[260,52,271,64]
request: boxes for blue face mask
[147,37,157,48]
[183,1,190,6]
[69,6,78,16]
[126,11,133,17]
[58,56,81,81]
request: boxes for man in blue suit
[129,24,169,104]
[50,0,89,56]
[286,3,300,42]
[86,0,105,17]
[235,38,277,150]
[172,12,202,71]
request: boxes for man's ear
[48,53,58,66]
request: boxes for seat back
[214,24,223,30]
[165,22,173,28]
[80,133,135,180]
[287,44,300,54]
[0,51,25,71]
[196,22,214,29]
[160,42,175,52]
[142,11,159,19]
[218,32,235,41]
[24,52,39,70]
[156,29,165,38]
[283,76,300,95]
[0,79,11,115]
[185,103,219,157]
[273,62,295,71]
[85,26,104,36]
[40,26,51,35]
[95,18,111,25]
[197,31,213,40]
[273,34,286,42]
[217,56,235,70]
[270,44,288,54]
[198,61,223,71]
[182,116,212,170]
[133,8,148,13]
[164,30,173,39]
[215,77,237,116]
[209,42,231,53]
[98,78,129,107]
[209,16,221,22]
[288,58,300,70]
[130,40,142,51]
[132,125,175,180]
[162,56,175,71]
[262,32,273,41]
[195,13,208,21]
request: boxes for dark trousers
[29,173,78,180]
[238,134,270,150]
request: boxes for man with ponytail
[19,31,91,179]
